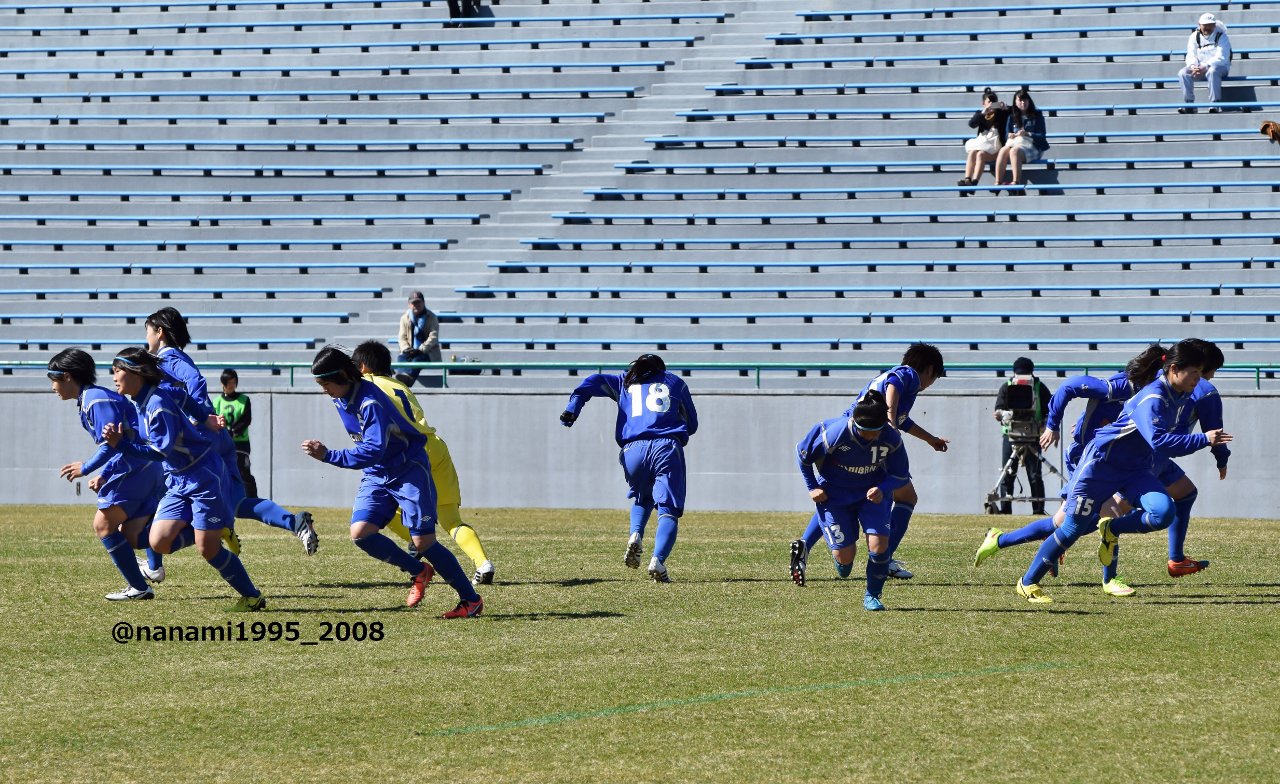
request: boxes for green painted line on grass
[429,661,1076,737]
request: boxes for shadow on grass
[1140,597,1280,606]
[280,605,409,614]
[484,610,625,621]
[311,581,409,590]
[499,577,625,588]
[893,606,1101,616]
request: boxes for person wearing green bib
[213,369,259,498]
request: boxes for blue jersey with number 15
[563,371,698,447]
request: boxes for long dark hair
[1125,344,1166,388]
[1164,339,1209,373]
[310,346,361,384]
[1010,87,1041,126]
[145,307,192,349]
[623,353,666,388]
[48,348,97,386]
[112,346,165,385]
[1182,338,1224,374]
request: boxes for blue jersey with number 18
[563,371,698,447]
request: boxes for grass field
[1,505,1278,783]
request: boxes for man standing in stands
[396,291,442,388]
[1178,12,1231,113]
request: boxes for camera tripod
[983,436,1066,515]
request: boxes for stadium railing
[5,360,1275,389]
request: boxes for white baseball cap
[1198,12,1218,24]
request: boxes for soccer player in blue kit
[104,348,266,611]
[302,346,483,618]
[1108,338,1229,580]
[560,354,698,583]
[144,307,318,556]
[973,345,1165,595]
[48,349,166,600]
[795,389,909,611]
[1013,340,1232,604]
[791,343,947,586]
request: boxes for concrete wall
[2,388,1271,518]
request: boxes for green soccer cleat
[973,527,1004,568]
[1097,517,1119,566]
[1016,579,1053,605]
[1102,578,1136,597]
[226,594,266,613]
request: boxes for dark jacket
[1006,110,1049,152]
[969,105,1010,146]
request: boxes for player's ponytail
[624,353,666,388]
[1124,344,1166,388]
[47,348,97,386]
[111,346,164,385]
[311,345,361,384]
[145,307,192,349]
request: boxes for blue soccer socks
[421,541,481,603]
[1168,490,1198,561]
[208,547,261,599]
[238,497,296,531]
[354,531,423,576]
[888,502,914,558]
[101,532,150,592]
[998,516,1056,548]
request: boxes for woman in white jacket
[1177,13,1231,112]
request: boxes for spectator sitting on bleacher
[994,88,1049,193]
[395,291,442,388]
[445,0,480,27]
[1263,120,1280,143]
[958,87,1009,187]
[1178,13,1231,114]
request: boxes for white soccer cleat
[887,559,915,580]
[472,560,495,585]
[136,557,166,585]
[106,585,155,601]
[647,557,671,583]
[295,511,319,556]
[624,533,642,569]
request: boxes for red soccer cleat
[1168,557,1210,578]
[442,597,484,619]
[406,563,435,608]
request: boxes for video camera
[997,374,1041,442]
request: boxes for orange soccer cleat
[406,563,435,607]
[1168,557,1210,578]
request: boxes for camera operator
[992,357,1052,514]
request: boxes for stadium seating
[0,0,1278,390]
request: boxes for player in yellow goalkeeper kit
[351,340,495,585]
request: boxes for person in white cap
[1178,12,1232,113]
